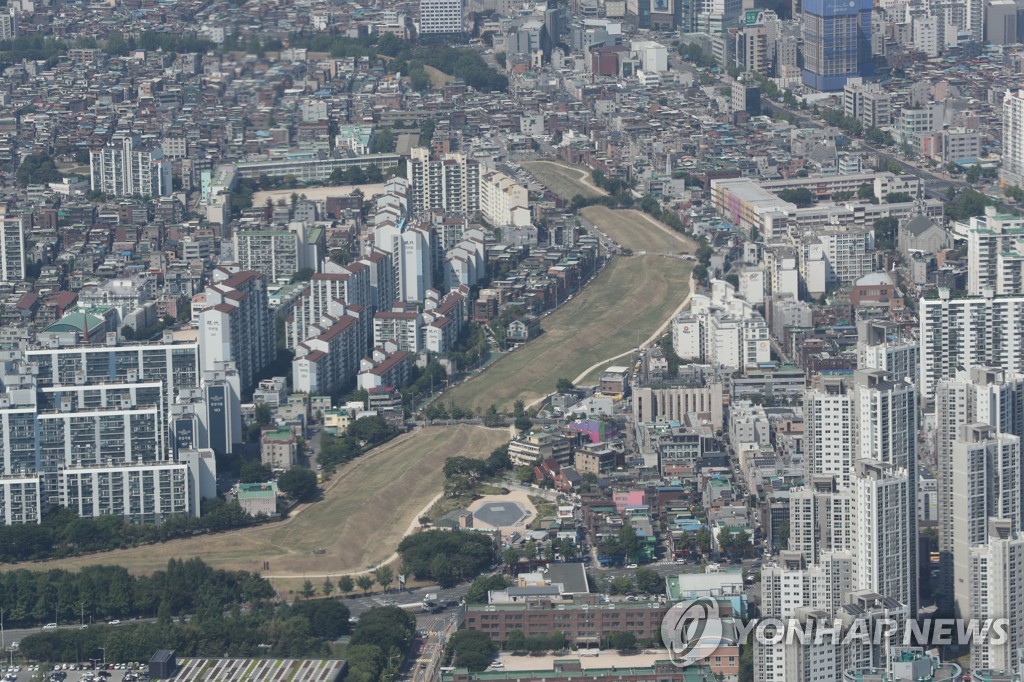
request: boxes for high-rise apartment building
[0,214,26,282]
[919,290,1024,399]
[968,518,1024,671]
[952,424,1023,619]
[233,225,310,284]
[789,476,857,562]
[419,0,463,34]
[934,367,1024,613]
[1002,89,1024,188]
[90,137,172,198]
[852,370,918,614]
[857,321,919,384]
[25,337,200,415]
[373,222,433,304]
[804,377,855,488]
[965,208,1024,295]
[854,459,914,611]
[197,270,275,394]
[801,0,873,91]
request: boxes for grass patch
[443,256,693,410]
[3,426,508,587]
[580,206,698,254]
[423,65,453,88]
[522,161,604,200]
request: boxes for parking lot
[0,663,148,682]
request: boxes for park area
[442,207,696,411]
[522,160,605,200]
[443,254,692,411]
[1,425,508,592]
[581,205,698,254]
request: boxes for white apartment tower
[407,148,480,215]
[852,370,918,614]
[789,475,857,563]
[804,377,855,488]
[0,214,26,282]
[968,518,1024,671]
[951,424,1023,620]
[90,137,172,198]
[854,459,914,612]
[1003,89,1024,188]
[965,208,1024,295]
[373,222,433,303]
[419,0,464,34]
[197,270,276,393]
[857,320,919,385]
[934,367,1024,614]
[919,290,1024,399]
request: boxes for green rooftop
[238,482,278,500]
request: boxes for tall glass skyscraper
[801,0,873,91]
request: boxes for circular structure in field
[474,501,529,528]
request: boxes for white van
[43,623,57,630]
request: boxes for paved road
[342,584,470,619]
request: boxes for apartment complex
[918,290,1024,399]
[233,225,312,284]
[197,269,276,394]
[89,137,172,197]
[672,280,770,371]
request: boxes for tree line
[19,597,349,663]
[0,558,273,628]
[0,500,261,565]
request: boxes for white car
[625,563,638,569]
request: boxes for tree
[857,183,877,202]
[16,153,62,187]
[555,378,576,393]
[514,414,533,432]
[775,188,815,208]
[604,631,638,651]
[338,575,355,595]
[446,630,497,672]
[966,164,982,184]
[634,568,664,595]
[277,467,319,502]
[884,192,913,204]
[696,527,713,554]
[373,565,395,593]
[290,267,315,283]
[873,217,899,251]
[374,128,396,153]
[465,574,511,604]
[239,461,274,483]
[322,577,334,596]
[482,404,504,427]
[300,580,316,599]
[254,402,273,425]
[356,575,375,595]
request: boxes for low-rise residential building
[237,482,278,517]
[261,428,298,469]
